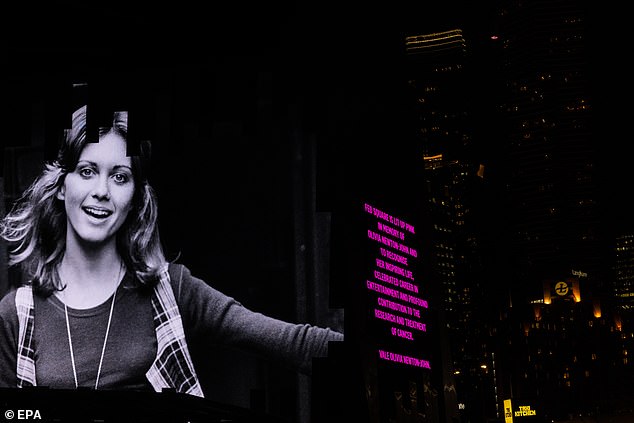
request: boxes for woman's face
[57,132,135,247]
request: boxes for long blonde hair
[0,107,166,295]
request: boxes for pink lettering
[368,231,418,259]
[374,271,418,293]
[366,280,428,309]
[378,349,430,369]
[367,281,401,300]
[404,318,426,332]
[374,309,399,324]
[401,280,418,293]
[379,247,409,266]
[365,202,427,360]
[405,294,428,308]
[377,296,419,317]
[396,328,414,340]
[377,222,406,241]
[364,202,415,234]
[384,262,413,279]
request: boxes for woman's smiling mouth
[82,206,113,219]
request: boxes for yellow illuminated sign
[504,399,513,423]
[514,405,537,417]
[504,400,538,421]
[554,281,569,296]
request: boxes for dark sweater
[0,263,343,390]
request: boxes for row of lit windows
[435,251,455,260]
[520,117,552,129]
[565,103,590,112]
[432,64,464,73]
[563,17,583,24]
[526,319,610,330]
[433,224,452,233]
[436,261,456,269]
[548,35,584,43]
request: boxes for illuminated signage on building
[346,200,440,422]
[363,202,430,369]
[514,405,537,417]
[503,398,539,422]
[543,277,581,304]
[504,399,513,423]
[554,281,569,296]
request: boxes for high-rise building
[497,275,633,420]
[405,29,497,423]
[489,0,634,419]
[495,0,599,299]
[613,234,634,314]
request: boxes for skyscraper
[405,29,497,422]
[489,0,634,419]
[613,234,634,314]
[495,0,599,301]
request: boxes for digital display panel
[363,202,430,370]
[317,193,440,423]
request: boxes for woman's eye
[112,173,129,184]
[79,168,94,177]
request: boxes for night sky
[3,0,627,259]
[2,1,631,420]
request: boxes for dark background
[0,0,347,420]
[0,0,422,421]
[1,0,626,422]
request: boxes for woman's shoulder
[0,288,18,320]
[167,262,192,284]
[165,262,207,297]
[167,262,213,284]
[165,262,221,299]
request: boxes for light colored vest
[14,264,204,397]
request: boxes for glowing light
[533,305,542,321]
[405,29,466,53]
[572,280,581,302]
[491,35,499,40]
[477,164,485,178]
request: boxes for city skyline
[2,1,632,422]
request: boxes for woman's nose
[91,175,110,200]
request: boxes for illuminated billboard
[363,202,430,370]
[317,195,444,423]
[504,398,541,423]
